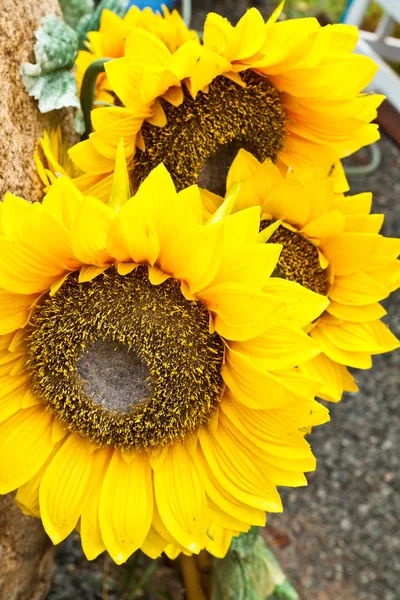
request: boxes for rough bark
[0,1,77,598]
[0,495,55,600]
[0,0,77,203]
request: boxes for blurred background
[47,2,400,599]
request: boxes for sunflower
[211,149,400,402]
[69,5,383,202]
[34,127,109,201]
[34,127,80,193]
[76,5,199,105]
[0,152,330,564]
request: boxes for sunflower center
[27,267,224,449]
[261,221,329,296]
[132,70,287,194]
[77,341,153,413]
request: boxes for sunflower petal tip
[108,137,131,211]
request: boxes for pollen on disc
[27,267,224,449]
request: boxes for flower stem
[80,57,113,139]
[180,555,208,600]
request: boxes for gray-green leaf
[20,15,81,118]
[24,14,78,73]
[21,70,80,113]
[211,528,298,600]
[59,0,95,30]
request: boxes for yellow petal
[71,196,115,265]
[0,374,31,423]
[224,8,266,62]
[363,256,400,292]
[301,210,346,240]
[329,271,389,306]
[206,183,240,225]
[68,138,116,175]
[203,13,233,55]
[229,318,321,371]
[223,347,289,409]
[141,527,168,559]
[0,201,79,294]
[15,439,65,518]
[89,115,138,161]
[124,27,172,65]
[199,422,283,512]
[117,262,138,276]
[40,434,94,544]
[195,443,266,526]
[0,290,38,335]
[43,176,84,231]
[279,397,330,430]
[220,390,312,458]
[200,282,285,341]
[272,55,377,100]
[310,326,372,369]
[81,447,113,561]
[263,278,329,328]
[332,192,372,215]
[1,193,32,241]
[322,233,380,276]
[208,498,249,533]
[0,406,54,494]
[200,188,224,221]
[151,185,203,263]
[219,411,315,483]
[344,214,384,234]
[154,442,208,553]
[108,137,131,210]
[327,300,386,323]
[318,318,399,354]
[205,525,234,559]
[78,265,108,283]
[161,223,224,294]
[299,352,345,402]
[208,243,282,289]
[221,207,261,253]
[226,148,260,191]
[99,450,153,564]
[107,195,160,265]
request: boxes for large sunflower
[69,5,383,201]
[0,156,330,563]
[211,149,400,402]
[76,5,199,105]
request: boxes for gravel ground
[47,2,400,598]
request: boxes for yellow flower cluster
[1,3,398,566]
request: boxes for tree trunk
[0,0,76,202]
[0,0,77,598]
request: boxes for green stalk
[80,57,112,138]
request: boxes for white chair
[343,0,400,112]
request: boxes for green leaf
[23,15,78,74]
[59,0,95,30]
[21,70,80,113]
[20,15,81,119]
[211,528,299,600]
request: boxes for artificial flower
[76,5,198,105]
[70,5,383,202]
[0,152,329,563]
[209,149,400,401]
